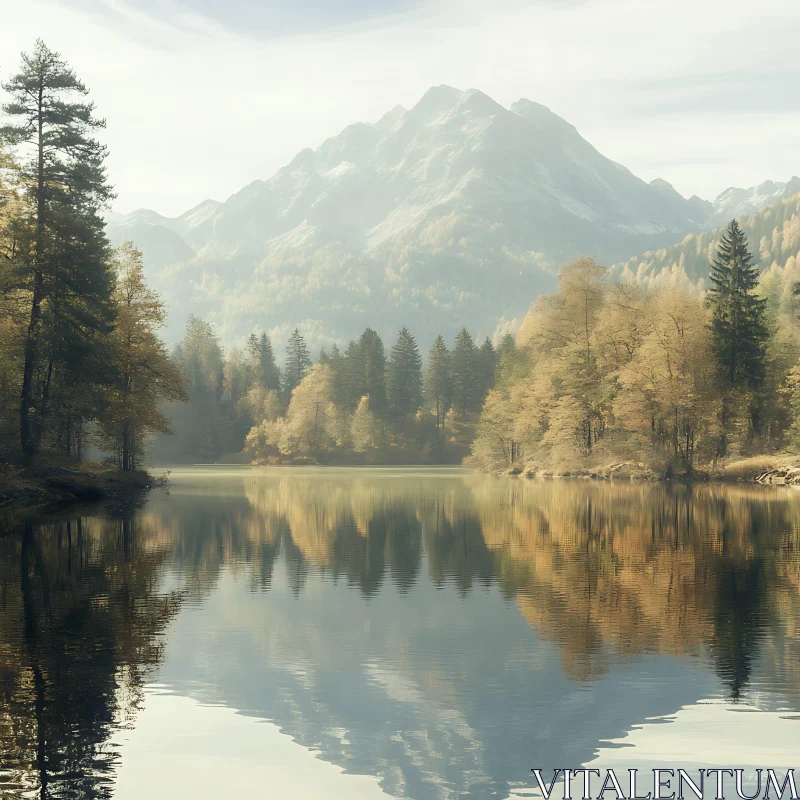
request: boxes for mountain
[610,191,800,292]
[107,86,717,351]
[711,177,800,225]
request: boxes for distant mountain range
[106,85,798,352]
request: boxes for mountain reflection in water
[1,468,799,799]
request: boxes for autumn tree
[351,395,384,451]
[101,243,187,470]
[615,289,718,470]
[247,364,337,457]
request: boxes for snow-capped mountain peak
[106,85,751,350]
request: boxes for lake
[1,467,799,799]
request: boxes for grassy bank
[0,462,165,510]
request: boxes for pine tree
[496,333,515,362]
[335,340,362,411]
[1,41,115,459]
[477,337,497,405]
[424,335,451,429]
[284,329,311,399]
[707,220,768,388]
[247,331,280,392]
[387,327,423,419]
[450,328,479,415]
[357,327,387,417]
[176,317,226,462]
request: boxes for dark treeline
[155,318,505,464]
[0,42,185,472]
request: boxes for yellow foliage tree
[102,242,187,470]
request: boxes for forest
[2,40,800,479]
[150,317,501,465]
[472,221,800,476]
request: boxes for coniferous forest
[2,41,800,482]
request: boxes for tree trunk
[19,78,47,461]
[20,274,44,459]
[122,421,130,471]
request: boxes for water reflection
[0,513,181,798]
[1,470,799,799]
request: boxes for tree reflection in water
[1,473,799,798]
[0,512,181,798]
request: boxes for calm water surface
[1,467,799,799]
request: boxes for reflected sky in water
[1,467,799,799]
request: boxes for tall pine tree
[477,337,497,406]
[424,335,451,429]
[387,327,423,419]
[450,328,479,415]
[357,328,387,417]
[247,331,280,392]
[2,41,115,458]
[284,329,311,399]
[707,220,767,388]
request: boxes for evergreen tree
[357,327,387,417]
[707,220,768,388]
[173,316,227,462]
[247,331,280,392]
[1,40,115,459]
[284,329,311,399]
[496,333,515,362]
[387,327,423,419]
[339,340,363,410]
[450,328,479,415]
[477,337,497,405]
[424,335,451,429]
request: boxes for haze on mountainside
[108,85,796,352]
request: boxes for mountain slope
[711,177,800,226]
[108,86,714,350]
[610,192,800,293]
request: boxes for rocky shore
[495,456,800,485]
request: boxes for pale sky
[1,0,798,217]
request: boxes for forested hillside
[612,193,800,294]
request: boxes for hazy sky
[1,0,798,216]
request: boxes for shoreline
[0,466,166,512]
[485,456,800,485]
